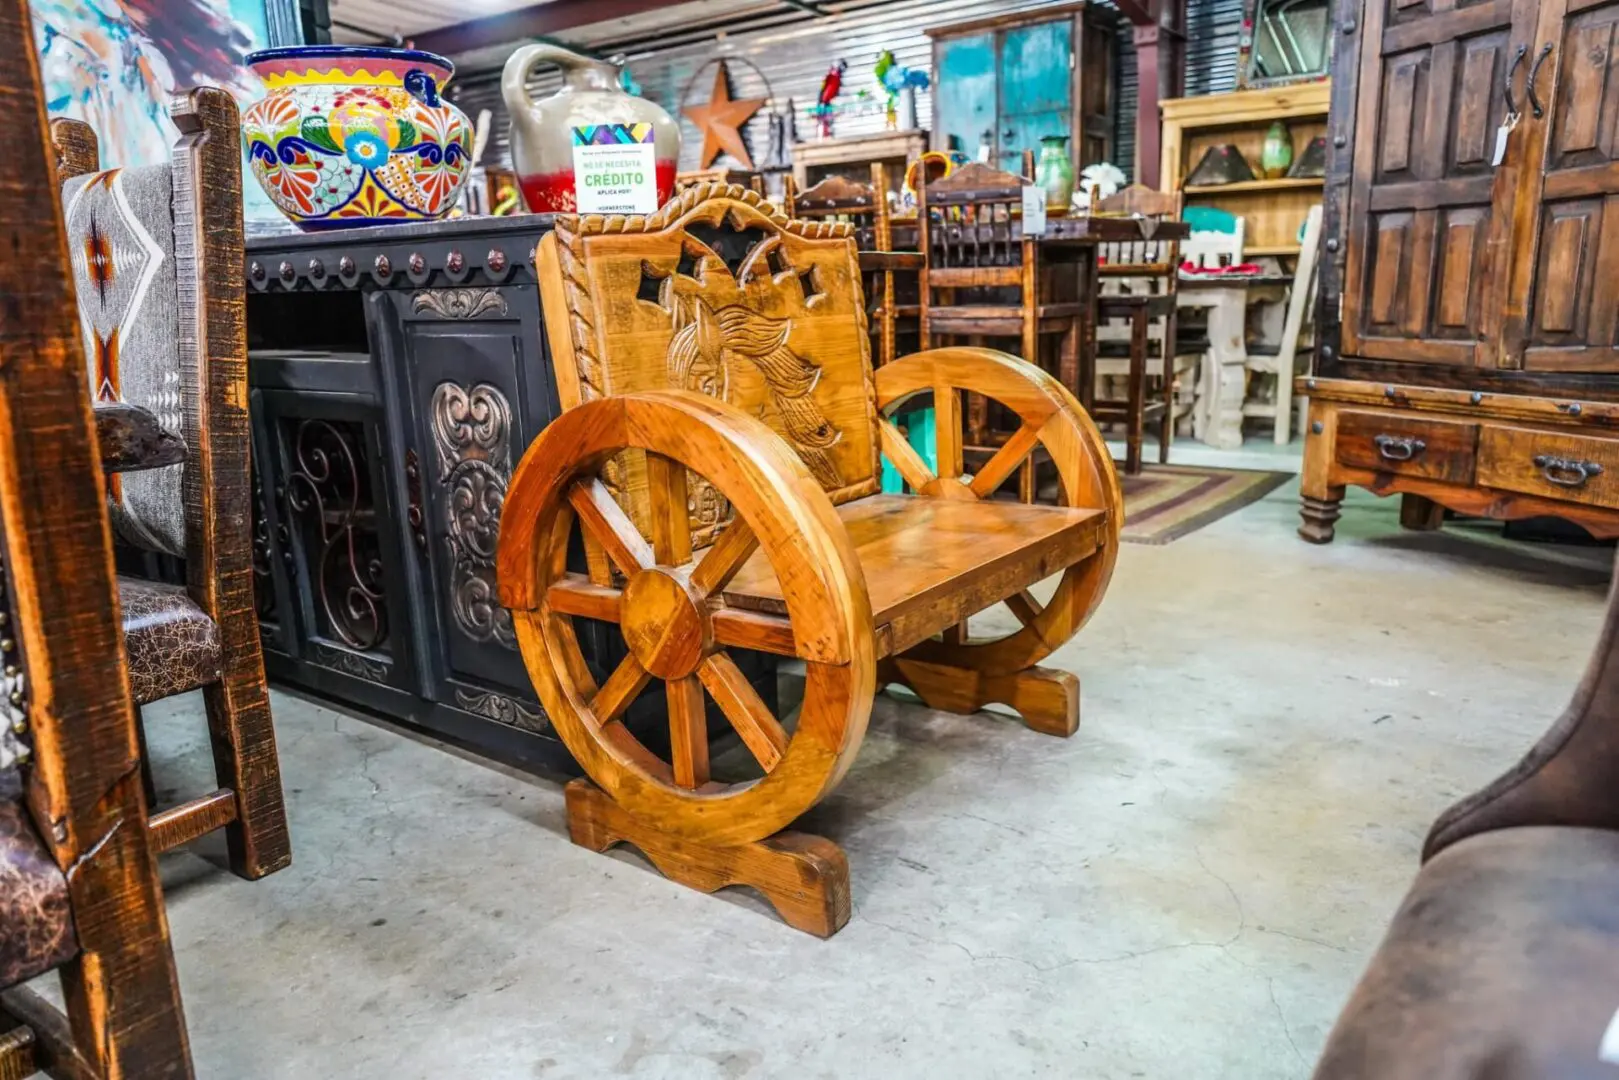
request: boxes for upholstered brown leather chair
[0,5,192,1071]
[1314,558,1619,1079]
[50,93,290,880]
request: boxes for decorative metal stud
[375,254,392,277]
[308,258,325,278]
[339,255,356,276]
[1306,378,1318,391]
[1569,402,1583,416]
[249,261,266,282]
[409,252,425,274]
[1333,134,1347,148]
[0,612,13,626]
[1471,391,1484,404]
[1325,237,1340,253]
[1342,17,1356,32]
[278,260,295,283]
[10,689,23,707]
[446,250,465,274]
[1321,346,1334,360]
[1385,385,1397,398]
[1311,420,1324,435]
[11,720,25,736]
[2,638,15,652]
[487,248,507,273]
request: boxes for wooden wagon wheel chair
[499,184,1121,936]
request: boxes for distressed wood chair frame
[500,184,1122,936]
[51,96,290,880]
[0,2,192,1071]
[916,156,1086,499]
[784,165,900,367]
[1094,185,1185,474]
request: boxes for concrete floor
[116,453,1610,1079]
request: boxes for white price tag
[1021,185,1048,236]
[1491,112,1520,168]
[571,124,659,214]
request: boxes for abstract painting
[32,0,283,221]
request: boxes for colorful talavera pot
[243,46,472,230]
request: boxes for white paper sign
[1021,185,1048,236]
[571,125,658,214]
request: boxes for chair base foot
[881,657,1080,737]
[564,779,852,938]
[1298,494,1342,544]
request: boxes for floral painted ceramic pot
[243,46,472,230]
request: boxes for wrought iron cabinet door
[378,284,556,737]
[251,346,418,693]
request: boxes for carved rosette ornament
[454,688,548,733]
[431,381,516,649]
[411,288,508,320]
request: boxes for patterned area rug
[1120,464,1294,545]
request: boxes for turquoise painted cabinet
[927,2,1116,173]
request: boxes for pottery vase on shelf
[502,43,680,214]
[1036,135,1075,215]
[1260,121,1294,179]
[243,46,473,231]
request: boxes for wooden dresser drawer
[1335,410,1478,483]
[1477,426,1619,509]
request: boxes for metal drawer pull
[1374,434,1426,461]
[1534,454,1604,488]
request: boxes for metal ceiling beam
[412,0,673,56]
[778,0,826,13]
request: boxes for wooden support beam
[1129,0,1186,189]
[413,0,672,56]
[148,789,239,853]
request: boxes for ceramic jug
[1036,135,1075,215]
[501,43,680,214]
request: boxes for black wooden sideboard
[245,215,772,772]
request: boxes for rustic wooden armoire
[1301,0,1619,541]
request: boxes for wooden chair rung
[0,1024,35,1080]
[148,788,238,852]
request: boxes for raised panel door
[1519,0,1619,370]
[933,33,998,157]
[998,19,1074,173]
[1342,0,1527,365]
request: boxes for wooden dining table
[858,215,1191,412]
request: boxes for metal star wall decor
[682,60,766,171]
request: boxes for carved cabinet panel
[1340,0,1619,373]
[1343,0,1519,366]
[1522,0,1619,370]
[384,284,555,731]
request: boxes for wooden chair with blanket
[0,4,193,1071]
[499,183,1122,937]
[1314,556,1619,1078]
[49,94,290,880]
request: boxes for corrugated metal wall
[449,0,1240,183]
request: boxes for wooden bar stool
[51,95,291,881]
[916,155,1084,500]
[1093,185,1189,474]
[0,4,193,1070]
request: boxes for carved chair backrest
[676,169,766,197]
[787,165,899,366]
[50,93,249,574]
[915,158,1036,285]
[537,183,882,547]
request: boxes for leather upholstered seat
[117,578,222,706]
[1315,827,1619,1080]
[0,787,75,989]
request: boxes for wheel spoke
[934,384,964,481]
[969,422,1042,500]
[690,517,760,598]
[699,652,787,772]
[568,479,653,578]
[878,417,936,492]
[592,653,651,725]
[667,676,710,788]
[1005,589,1043,627]
[645,452,693,566]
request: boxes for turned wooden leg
[1399,493,1445,531]
[1298,399,1343,544]
[565,780,852,938]
[1299,492,1345,544]
[881,656,1080,738]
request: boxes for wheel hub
[620,567,711,680]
